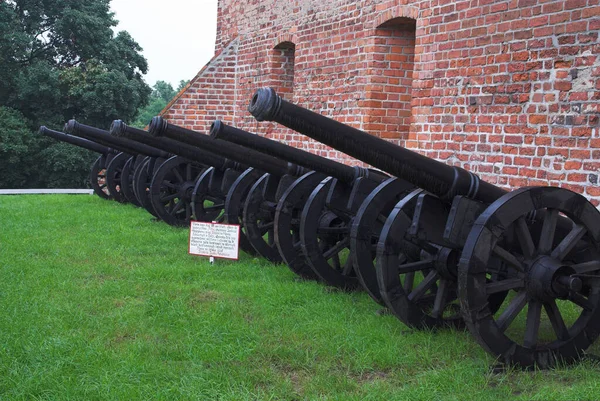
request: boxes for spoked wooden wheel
[274,171,326,280]
[149,156,205,227]
[133,157,164,218]
[90,155,112,200]
[120,156,142,206]
[105,152,130,203]
[223,168,260,256]
[351,177,415,305]
[243,173,283,263]
[459,187,600,368]
[376,189,465,329]
[300,177,359,290]
[191,167,227,223]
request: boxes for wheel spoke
[573,260,600,274]
[485,277,525,295]
[331,252,341,270]
[431,278,449,318]
[267,229,275,246]
[342,258,353,275]
[186,164,192,181]
[551,224,587,261]
[568,292,594,311]
[515,216,536,258]
[323,237,349,260]
[495,290,528,332]
[403,272,415,293]
[493,245,525,272]
[185,203,191,221]
[204,204,225,212]
[170,201,184,216]
[523,299,542,348]
[407,270,438,302]
[259,221,274,234]
[538,209,559,255]
[172,168,184,183]
[162,180,178,189]
[544,300,570,341]
[318,226,347,234]
[160,193,179,203]
[293,241,302,251]
[397,259,433,275]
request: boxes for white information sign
[189,221,240,260]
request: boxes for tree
[177,79,190,92]
[0,0,151,188]
[131,80,181,128]
[0,107,36,188]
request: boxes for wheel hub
[179,181,195,201]
[526,255,580,301]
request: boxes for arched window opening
[271,41,296,100]
[364,17,416,143]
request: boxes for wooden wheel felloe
[191,167,227,223]
[133,157,165,218]
[376,189,464,329]
[274,171,326,280]
[149,156,205,227]
[351,177,415,305]
[89,155,112,200]
[458,187,600,368]
[120,155,143,206]
[105,152,130,203]
[300,177,359,290]
[242,173,282,263]
[222,168,262,257]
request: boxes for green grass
[1,195,600,400]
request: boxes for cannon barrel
[248,87,506,204]
[39,126,111,155]
[110,120,238,171]
[149,117,306,178]
[65,120,170,159]
[209,120,365,183]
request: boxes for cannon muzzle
[248,88,506,203]
[150,117,306,178]
[39,126,111,155]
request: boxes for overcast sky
[110,0,219,88]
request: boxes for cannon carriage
[147,117,311,262]
[211,119,415,290]
[38,80,600,369]
[245,87,600,368]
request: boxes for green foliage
[0,107,35,188]
[177,79,190,92]
[0,0,152,188]
[131,80,181,128]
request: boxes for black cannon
[248,87,600,369]
[211,120,414,290]
[64,120,171,207]
[148,117,309,263]
[38,126,116,200]
[111,120,247,228]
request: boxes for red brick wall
[163,0,600,206]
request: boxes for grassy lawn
[1,195,600,400]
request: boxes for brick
[158,0,600,206]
